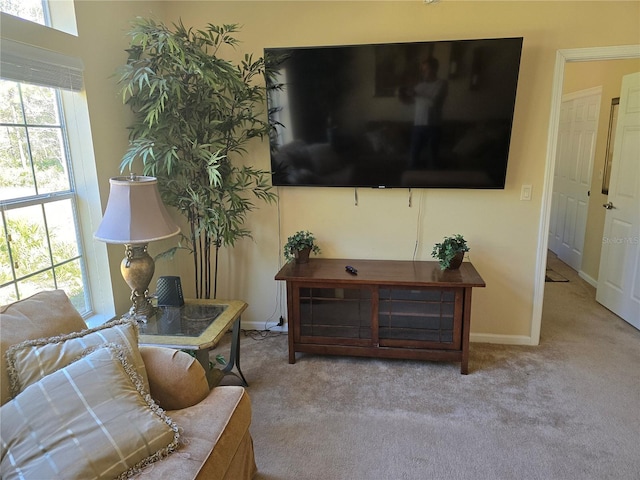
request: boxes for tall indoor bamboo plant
[117,18,276,299]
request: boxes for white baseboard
[470,333,535,346]
[578,270,598,288]
[242,322,532,345]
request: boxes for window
[0,4,113,324]
[0,80,89,313]
[0,0,77,36]
[0,35,91,314]
[0,0,46,26]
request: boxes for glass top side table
[134,298,248,388]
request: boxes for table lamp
[95,175,180,318]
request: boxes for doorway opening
[532,45,640,344]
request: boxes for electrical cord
[241,329,287,340]
[257,187,287,332]
[412,189,424,260]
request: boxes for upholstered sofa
[0,290,257,479]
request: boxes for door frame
[531,45,640,345]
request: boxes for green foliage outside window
[0,82,69,198]
[0,214,84,309]
[0,0,45,26]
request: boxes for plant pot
[446,251,465,270]
[294,247,311,264]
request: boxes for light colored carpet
[219,256,640,479]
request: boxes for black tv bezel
[265,36,523,190]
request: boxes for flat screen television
[265,37,523,189]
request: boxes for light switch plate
[521,184,532,201]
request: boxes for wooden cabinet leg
[460,287,472,375]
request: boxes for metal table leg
[222,317,248,386]
[195,349,223,388]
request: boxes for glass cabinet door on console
[295,286,372,345]
[378,288,462,350]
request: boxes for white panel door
[548,102,572,254]
[597,72,640,329]
[549,89,601,270]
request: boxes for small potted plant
[284,231,321,264]
[431,234,469,270]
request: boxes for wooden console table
[275,259,485,374]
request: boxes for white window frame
[60,89,115,326]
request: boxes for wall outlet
[520,184,532,201]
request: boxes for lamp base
[121,244,155,319]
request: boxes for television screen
[265,37,523,189]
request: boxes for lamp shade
[94,176,180,244]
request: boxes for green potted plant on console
[431,234,469,270]
[284,231,321,264]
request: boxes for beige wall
[157,1,639,343]
[562,59,640,284]
[4,1,638,342]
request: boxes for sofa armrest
[139,346,210,410]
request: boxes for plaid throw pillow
[0,344,179,480]
[6,318,149,397]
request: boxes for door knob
[603,202,616,210]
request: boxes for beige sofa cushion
[0,290,87,406]
[131,386,256,479]
[139,346,210,410]
[0,345,180,480]
[6,317,149,398]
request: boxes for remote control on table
[345,265,358,275]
